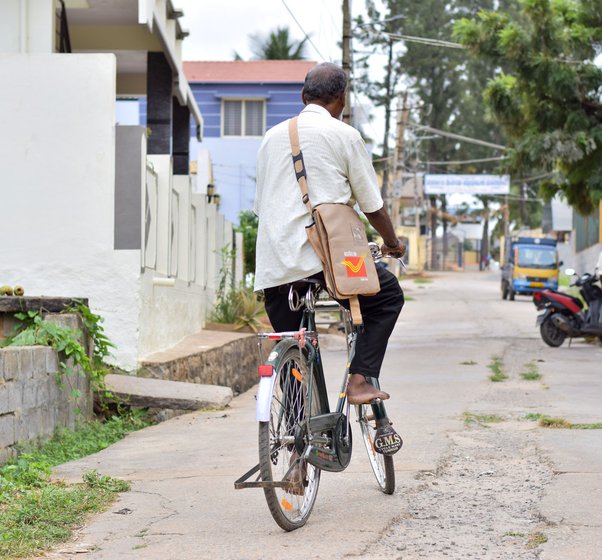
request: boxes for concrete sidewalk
[47,272,602,559]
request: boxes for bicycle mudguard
[374,422,403,456]
[255,339,306,422]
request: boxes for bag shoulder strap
[288,117,313,214]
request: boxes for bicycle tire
[258,344,323,531]
[356,404,395,494]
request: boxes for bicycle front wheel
[356,404,395,494]
[258,344,322,531]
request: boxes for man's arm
[364,206,406,258]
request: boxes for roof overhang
[65,0,202,140]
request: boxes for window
[223,99,265,136]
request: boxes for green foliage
[525,412,602,429]
[236,210,258,277]
[487,355,508,382]
[520,360,542,380]
[463,412,505,426]
[83,470,130,492]
[248,26,308,60]
[0,412,149,558]
[454,0,602,214]
[526,531,548,549]
[7,304,113,397]
[209,246,266,331]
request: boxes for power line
[281,0,326,61]
[384,32,464,50]
[408,123,507,150]
[421,156,507,165]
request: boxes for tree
[248,26,308,60]
[355,0,517,268]
[454,0,602,215]
[236,210,258,277]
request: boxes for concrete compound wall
[574,243,602,276]
[0,315,93,465]
[0,53,142,370]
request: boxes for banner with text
[424,174,510,195]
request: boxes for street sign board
[424,174,510,195]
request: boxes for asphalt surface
[48,271,602,560]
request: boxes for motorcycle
[532,267,602,347]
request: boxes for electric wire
[281,0,327,61]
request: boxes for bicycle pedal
[374,424,403,456]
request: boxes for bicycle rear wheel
[356,404,395,494]
[258,345,322,531]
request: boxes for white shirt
[254,104,383,291]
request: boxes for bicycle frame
[236,283,394,490]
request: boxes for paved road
[50,271,602,560]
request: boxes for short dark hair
[302,63,347,104]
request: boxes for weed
[538,416,573,428]
[487,355,508,382]
[524,413,544,421]
[209,246,266,330]
[520,361,542,381]
[83,470,130,492]
[503,531,525,538]
[523,413,602,429]
[571,422,602,429]
[460,360,477,365]
[0,411,151,558]
[6,302,115,399]
[526,531,548,549]
[463,412,505,427]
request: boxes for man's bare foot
[346,373,389,405]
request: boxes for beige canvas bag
[288,117,380,323]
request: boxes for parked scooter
[532,265,602,347]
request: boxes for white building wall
[0,54,142,369]
[0,0,55,54]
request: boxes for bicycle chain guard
[296,412,352,472]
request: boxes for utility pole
[380,39,394,201]
[390,92,409,227]
[342,0,352,125]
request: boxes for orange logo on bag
[341,256,367,277]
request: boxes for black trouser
[263,266,404,379]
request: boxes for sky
[175,0,346,63]
[175,0,390,148]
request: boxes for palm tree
[249,26,308,60]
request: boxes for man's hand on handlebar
[381,239,406,259]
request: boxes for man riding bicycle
[254,62,405,405]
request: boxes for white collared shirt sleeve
[347,137,383,214]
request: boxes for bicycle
[235,244,404,531]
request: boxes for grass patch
[503,531,525,538]
[524,413,602,430]
[526,531,548,549]
[463,412,505,427]
[538,416,573,428]
[460,360,477,365]
[0,411,151,559]
[487,355,508,382]
[571,422,602,429]
[520,361,542,381]
[413,278,432,284]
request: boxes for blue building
[184,60,317,224]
